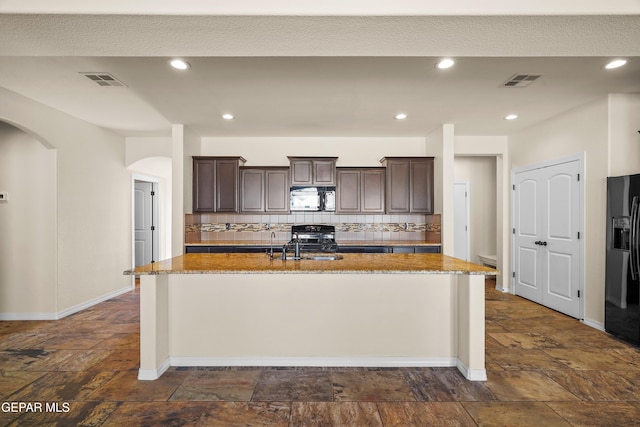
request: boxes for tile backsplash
[186,213,441,243]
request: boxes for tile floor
[1,278,640,426]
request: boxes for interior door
[542,161,581,317]
[513,173,542,303]
[454,182,469,261]
[514,160,581,318]
[134,181,158,266]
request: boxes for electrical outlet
[225,223,231,230]
[0,192,8,201]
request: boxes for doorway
[512,155,584,319]
[134,180,159,266]
[454,182,470,261]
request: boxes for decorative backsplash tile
[186,213,441,243]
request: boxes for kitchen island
[125,253,496,381]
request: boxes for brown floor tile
[291,402,382,426]
[547,401,640,427]
[0,349,53,371]
[252,370,333,402]
[100,401,210,427]
[38,333,112,350]
[403,367,496,402]
[0,370,44,398]
[489,332,562,349]
[463,402,572,427]
[26,349,112,372]
[544,369,640,401]
[487,348,569,370]
[88,369,188,401]
[543,348,635,370]
[484,370,579,401]
[0,332,52,350]
[92,348,140,371]
[170,370,260,401]
[4,401,121,427]
[332,370,415,401]
[91,333,140,350]
[8,370,118,401]
[198,402,290,426]
[377,402,477,427]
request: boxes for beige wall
[454,156,497,264]
[609,94,640,177]
[0,122,57,316]
[509,97,609,325]
[0,87,131,316]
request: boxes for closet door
[514,159,581,318]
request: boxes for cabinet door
[336,169,360,213]
[265,169,290,212]
[410,158,434,214]
[216,159,239,212]
[361,169,385,213]
[240,169,265,212]
[193,158,216,212]
[314,159,336,185]
[386,160,411,213]
[290,160,313,185]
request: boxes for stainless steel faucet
[269,231,276,259]
[293,232,301,259]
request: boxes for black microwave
[290,186,336,212]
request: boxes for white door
[454,182,470,261]
[134,181,158,266]
[514,160,581,318]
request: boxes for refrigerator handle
[631,196,639,280]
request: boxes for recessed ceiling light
[505,114,518,120]
[604,59,628,69]
[394,113,408,120]
[436,58,455,69]
[169,59,190,70]
[222,113,235,120]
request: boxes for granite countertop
[186,240,441,247]
[125,253,497,276]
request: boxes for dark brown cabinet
[288,157,337,186]
[240,167,289,213]
[336,168,385,214]
[380,157,434,214]
[193,157,245,213]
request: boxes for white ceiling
[0,11,639,138]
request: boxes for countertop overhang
[125,253,498,275]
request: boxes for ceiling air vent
[500,73,542,88]
[80,72,127,87]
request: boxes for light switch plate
[0,192,8,201]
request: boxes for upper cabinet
[240,167,289,213]
[380,157,434,214]
[193,157,245,213]
[336,168,385,214]
[288,157,338,186]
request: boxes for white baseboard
[456,359,487,381]
[582,318,605,332]
[169,356,458,369]
[138,358,170,381]
[0,284,134,321]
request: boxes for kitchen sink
[301,254,343,261]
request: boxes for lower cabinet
[338,246,389,254]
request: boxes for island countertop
[125,253,498,275]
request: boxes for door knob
[534,241,541,245]
[541,241,547,246]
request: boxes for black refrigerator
[605,174,640,345]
